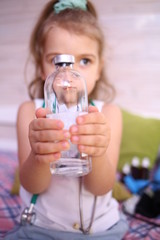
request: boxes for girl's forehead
[46,25,92,39]
[45,26,99,47]
[44,28,100,57]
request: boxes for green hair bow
[54,0,87,14]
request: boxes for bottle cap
[54,54,75,65]
[122,163,130,175]
[142,157,150,168]
[131,157,140,167]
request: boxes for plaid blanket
[0,151,160,239]
[123,212,160,239]
[0,151,21,239]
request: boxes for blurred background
[0,0,160,150]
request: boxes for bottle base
[50,158,92,177]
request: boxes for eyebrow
[76,54,96,59]
[45,53,60,59]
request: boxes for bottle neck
[55,63,74,69]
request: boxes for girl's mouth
[56,80,71,87]
[63,86,76,91]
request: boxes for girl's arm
[17,101,70,194]
[70,104,122,196]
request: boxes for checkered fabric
[123,213,160,239]
[0,151,21,239]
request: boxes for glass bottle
[141,157,150,179]
[131,156,140,179]
[121,163,130,183]
[44,54,92,176]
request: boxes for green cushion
[118,109,160,172]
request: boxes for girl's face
[41,26,103,95]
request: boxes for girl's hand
[70,106,110,158]
[29,107,71,163]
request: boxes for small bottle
[141,157,150,179]
[131,157,140,179]
[44,54,91,177]
[121,163,130,183]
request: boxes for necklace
[78,99,97,234]
[78,177,97,234]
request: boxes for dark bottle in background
[141,157,150,179]
[131,157,141,179]
[121,163,130,183]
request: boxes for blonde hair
[27,0,115,102]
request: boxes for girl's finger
[35,152,61,163]
[30,129,70,142]
[70,123,108,136]
[78,145,107,157]
[35,107,49,118]
[76,111,106,125]
[32,140,70,155]
[71,134,109,148]
[30,118,64,131]
[88,105,99,113]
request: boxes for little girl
[5,0,128,239]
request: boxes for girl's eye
[80,58,90,66]
[51,58,55,64]
[46,58,54,64]
[47,56,56,64]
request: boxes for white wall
[0,0,160,150]
[98,2,160,118]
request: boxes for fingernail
[72,136,79,142]
[79,145,85,151]
[57,120,63,129]
[71,126,78,133]
[77,117,83,124]
[64,131,70,139]
[54,152,60,159]
[62,141,69,149]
